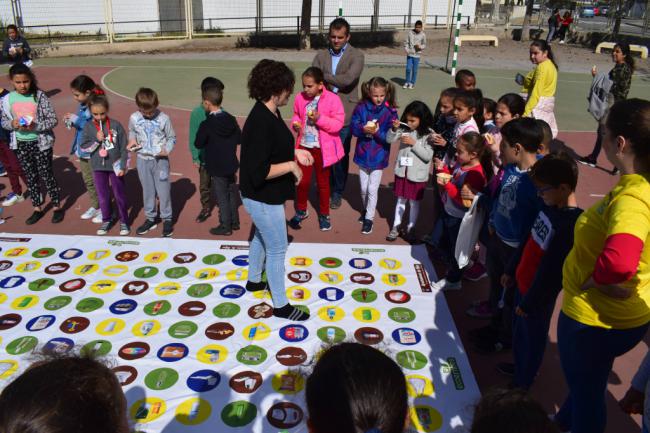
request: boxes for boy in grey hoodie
[403,21,426,89]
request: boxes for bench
[458,35,499,47]
[595,41,648,59]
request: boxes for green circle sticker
[29,278,55,292]
[203,254,226,265]
[296,305,310,315]
[319,257,342,268]
[144,300,172,316]
[134,266,159,279]
[317,326,346,343]
[388,307,416,323]
[76,297,105,313]
[32,248,55,258]
[236,345,268,366]
[188,283,213,298]
[213,302,240,318]
[165,267,189,279]
[6,336,38,355]
[396,350,428,370]
[168,321,198,338]
[82,340,112,356]
[351,288,377,303]
[44,295,72,311]
[144,368,179,390]
[221,401,257,427]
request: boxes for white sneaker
[433,278,462,291]
[2,192,24,206]
[92,210,103,224]
[409,83,415,89]
[403,83,409,89]
[81,207,97,220]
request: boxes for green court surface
[34,56,650,131]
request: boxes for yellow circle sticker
[145,252,168,263]
[103,265,129,277]
[0,359,18,379]
[195,268,219,280]
[90,280,117,294]
[16,261,40,273]
[11,295,39,310]
[197,344,228,364]
[271,370,305,394]
[290,256,313,267]
[96,318,126,336]
[317,306,345,322]
[252,290,271,300]
[175,397,212,425]
[286,286,311,302]
[132,320,162,337]
[226,268,248,281]
[4,247,28,257]
[379,258,402,270]
[353,307,381,323]
[75,264,99,276]
[319,271,343,284]
[0,293,7,304]
[406,375,435,398]
[382,273,406,286]
[130,397,167,423]
[409,405,443,432]
[88,249,111,261]
[155,282,181,296]
[242,322,271,341]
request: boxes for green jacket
[189,104,208,163]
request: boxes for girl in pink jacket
[289,67,345,231]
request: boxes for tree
[520,0,535,40]
[299,0,312,49]
[492,0,501,23]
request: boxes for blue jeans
[405,56,420,85]
[330,125,352,200]
[242,197,289,307]
[556,312,649,433]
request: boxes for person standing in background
[403,20,426,89]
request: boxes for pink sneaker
[466,300,494,319]
[464,261,488,282]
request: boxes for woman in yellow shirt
[520,40,558,138]
[554,98,650,433]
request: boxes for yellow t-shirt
[521,59,557,117]
[562,173,650,329]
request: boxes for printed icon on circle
[6,336,38,355]
[276,347,308,366]
[165,266,189,279]
[252,289,272,300]
[144,300,171,316]
[112,365,138,386]
[44,295,72,311]
[110,299,138,315]
[349,257,372,269]
[11,295,39,310]
[145,367,179,391]
[288,270,312,284]
[392,328,422,345]
[353,307,380,323]
[279,324,309,343]
[103,265,129,277]
[90,280,117,295]
[232,255,249,266]
[59,248,83,260]
[88,249,110,261]
[74,263,99,276]
[119,342,150,360]
[227,268,248,281]
[409,405,443,433]
[385,290,411,304]
[187,369,221,393]
[82,339,112,356]
[286,286,310,302]
[158,343,189,362]
[317,306,345,322]
[197,344,228,364]
[319,257,342,268]
[230,371,263,394]
[116,250,139,262]
[0,313,21,330]
[396,350,428,370]
[351,288,377,303]
[242,322,271,341]
[0,359,18,379]
[350,272,374,284]
[29,277,54,292]
[405,375,435,398]
[318,287,344,302]
[133,266,158,279]
[95,318,125,336]
[379,258,402,270]
[187,283,213,298]
[213,302,240,318]
[389,307,416,323]
[272,370,305,394]
[220,401,257,428]
[32,247,55,258]
[290,256,312,267]
[59,278,86,293]
[76,297,104,313]
[248,302,273,319]
[169,321,198,339]
[0,260,12,271]
[59,316,90,334]
[132,319,161,337]
[267,402,304,429]
[354,327,384,345]
[316,326,346,344]
[144,252,167,263]
[26,315,55,332]
[382,273,406,286]
[174,252,196,264]
[44,337,74,355]
[4,247,28,257]
[0,275,25,288]
[175,397,212,426]
[178,301,206,317]
[202,253,225,265]
[205,322,235,341]
[130,398,167,423]
[44,262,69,275]
[319,271,343,284]
[122,280,149,296]
[236,345,267,366]
[16,261,40,273]
[195,268,219,280]
[155,281,181,296]
[220,284,245,299]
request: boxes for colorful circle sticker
[74,264,99,276]
[113,366,138,386]
[205,322,234,341]
[178,301,206,317]
[90,280,117,295]
[226,268,247,281]
[236,345,267,365]
[379,258,402,270]
[32,248,55,258]
[248,302,273,319]
[59,278,86,293]
[286,286,310,302]
[319,257,342,268]
[0,359,18,379]
[88,249,111,261]
[279,324,309,342]
[134,266,159,279]
[44,295,72,311]
[232,255,249,266]
[319,271,343,284]
[0,260,12,271]
[290,256,312,267]
[396,350,428,370]
[0,292,5,304]
[406,375,435,398]
[351,288,377,303]
[130,398,167,423]
[122,281,149,296]
[144,300,171,316]
[95,318,125,336]
[354,327,384,345]
[132,320,161,337]
[288,270,312,284]
[213,302,240,318]
[251,290,272,300]
[169,321,198,339]
[29,278,54,291]
[349,257,372,269]
[267,402,304,429]
[119,342,150,360]
[5,247,28,258]
[187,283,213,298]
[155,282,181,296]
[82,340,112,356]
[350,272,374,284]
[392,328,422,345]
[6,335,38,355]
[202,254,225,265]
[197,344,228,364]
[317,306,345,322]
[145,368,179,391]
[187,369,221,392]
[59,248,83,260]
[59,316,90,334]
[44,337,74,354]
[165,266,189,279]
[220,401,256,428]
[382,273,406,286]
[242,322,271,341]
[103,265,129,277]
[388,307,416,323]
[353,307,380,323]
[220,284,245,299]
[158,343,189,362]
[230,371,263,393]
[110,299,138,315]
[316,326,346,343]
[271,370,305,394]
[0,275,25,288]
[175,397,211,425]
[44,263,69,275]
[26,315,55,332]
[76,297,104,313]
[174,252,196,264]
[385,290,411,304]
[409,405,443,432]
[145,252,167,263]
[276,347,308,366]
[0,313,21,330]
[318,287,344,301]
[16,261,40,273]
[11,295,38,310]
[115,251,139,262]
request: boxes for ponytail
[530,40,558,70]
[615,42,636,72]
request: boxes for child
[386,100,434,242]
[450,90,480,152]
[305,343,408,433]
[558,11,573,43]
[2,25,31,66]
[80,91,130,236]
[289,66,345,232]
[351,76,398,235]
[403,20,426,89]
[482,98,498,135]
[521,40,558,138]
[0,85,27,207]
[189,76,224,223]
[432,132,491,291]
[499,153,582,388]
[431,87,460,161]
[64,75,102,222]
[0,353,130,433]
[0,63,62,225]
[194,85,241,236]
[128,87,176,237]
[455,69,476,91]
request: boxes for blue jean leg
[330,125,352,200]
[410,56,420,85]
[555,312,649,433]
[242,197,289,307]
[405,56,414,84]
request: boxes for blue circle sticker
[232,255,249,266]
[391,328,422,346]
[26,315,56,331]
[109,299,138,315]
[279,324,309,343]
[44,337,75,354]
[157,343,189,362]
[59,248,83,260]
[349,258,372,269]
[187,369,221,392]
[220,284,245,299]
[318,287,344,302]
[0,275,25,288]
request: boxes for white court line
[590,194,606,198]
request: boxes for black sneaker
[496,362,515,376]
[51,209,64,224]
[136,219,158,235]
[577,155,596,167]
[245,280,268,292]
[330,195,342,209]
[288,210,308,230]
[318,215,332,231]
[25,210,45,225]
[232,222,240,231]
[195,209,211,223]
[162,220,173,237]
[210,225,233,236]
[361,219,373,234]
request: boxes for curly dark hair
[247,59,295,102]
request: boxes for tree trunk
[520,0,534,40]
[299,0,312,49]
[492,0,501,23]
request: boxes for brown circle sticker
[178,301,206,317]
[267,402,304,429]
[115,251,139,262]
[229,371,263,394]
[350,273,374,284]
[45,263,70,275]
[0,260,12,271]
[112,366,138,386]
[122,281,149,296]
[385,290,411,304]
[173,252,196,264]
[118,342,150,360]
[59,316,90,334]
[0,313,21,330]
[59,278,86,293]
[287,270,312,284]
[276,347,308,366]
[205,322,235,341]
[354,327,384,345]
[248,303,273,319]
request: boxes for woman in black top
[240,59,313,321]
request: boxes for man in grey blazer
[313,18,365,209]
